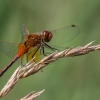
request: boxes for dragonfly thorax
[24,34,42,49]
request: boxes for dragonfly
[0,24,80,77]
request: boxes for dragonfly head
[42,30,53,42]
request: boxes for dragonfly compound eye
[42,31,53,42]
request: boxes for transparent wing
[0,23,29,59]
[21,23,29,43]
[47,25,80,46]
[0,41,18,59]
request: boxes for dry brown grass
[0,41,100,99]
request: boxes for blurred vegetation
[0,0,100,100]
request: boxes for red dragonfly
[0,24,79,77]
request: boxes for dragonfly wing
[0,41,17,59]
[26,47,40,63]
[47,25,80,46]
[21,23,29,43]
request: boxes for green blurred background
[0,0,100,100]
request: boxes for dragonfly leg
[40,41,59,56]
[41,45,47,56]
[43,41,59,51]
[31,47,40,58]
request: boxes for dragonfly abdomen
[0,56,19,77]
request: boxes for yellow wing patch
[26,47,40,63]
